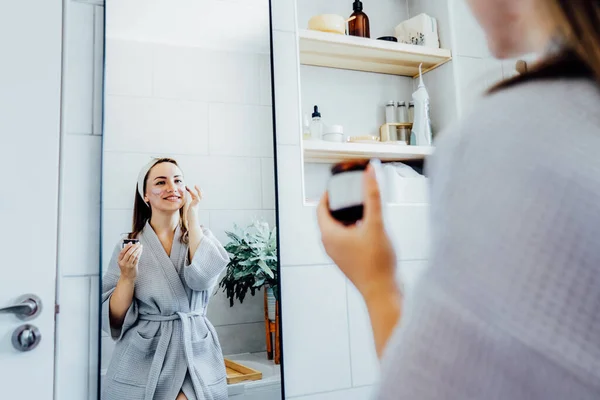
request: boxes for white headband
[137,158,159,205]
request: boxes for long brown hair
[490,1,600,93]
[128,158,189,243]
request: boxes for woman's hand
[117,243,142,281]
[317,163,402,358]
[317,163,397,299]
[184,185,205,260]
[184,185,202,226]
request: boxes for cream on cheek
[150,188,165,196]
[149,186,184,198]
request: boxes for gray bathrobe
[101,222,230,400]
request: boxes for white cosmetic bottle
[411,63,433,146]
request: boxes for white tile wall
[290,386,375,400]
[386,204,431,261]
[260,55,274,107]
[454,56,504,116]
[104,39,153,97]
[153,44,264,105]
[208,103,274,157]
[281,265,352,397]
[346,282,379,387]
[55,276,98,399]
[103,95,210,155]
[89,276,100,398]
[272,0,297,32]
[59,134,102,276]
[302,163,331,202]
[261,158,277,209]
[215,322,267,355]
[276,144,305,208]
[63,1,94,135]
[272,31,302,146]
[207,286,266,327]
[420,61,459,134]
[449,0,489,58]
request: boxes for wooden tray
[224,359,263,384]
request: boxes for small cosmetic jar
[327,159,370,225]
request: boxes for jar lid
[331,160,369,175]
[327,124,344,134]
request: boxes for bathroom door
[0,0,63,398]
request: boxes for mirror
[100,0,281,399]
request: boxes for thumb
[363,163,383,225]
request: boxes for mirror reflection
[100,1,281,399]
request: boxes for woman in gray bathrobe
[102,157,230,400]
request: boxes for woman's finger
[124,244,139,263]
[363,164,383,226]
[185,185,197,201]
[194,185,203,200]
[118,245,129,262]
[119,243,133,262]
[132,248,142,263]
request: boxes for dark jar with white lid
[327,159,370,225]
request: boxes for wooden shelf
[303,140,434,163]
[298,29,452,77]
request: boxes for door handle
[0,294,42,321]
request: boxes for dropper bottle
[310,105,323,140]
[348,0,370,38]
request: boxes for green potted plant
[218,220,279,320]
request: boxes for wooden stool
[264,290,280,364]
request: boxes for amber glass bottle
[348,0,370,38]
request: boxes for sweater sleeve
[183,227,230,292]
[374,80,600,399]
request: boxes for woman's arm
[108,275,136,332]
[187,209,204,261]
[102,242,142,340]
[183,185,230,291]
[317,162,401,357]
[363,282,403,358]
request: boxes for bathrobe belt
[139,311,214,400]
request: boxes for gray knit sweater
[376,78,600,399]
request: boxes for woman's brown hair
[128,158,189,243]
[490,0,600,93]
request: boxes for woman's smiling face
[144,162,186,212]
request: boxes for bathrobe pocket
[114,331,161,387]
[192,330,227,386]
